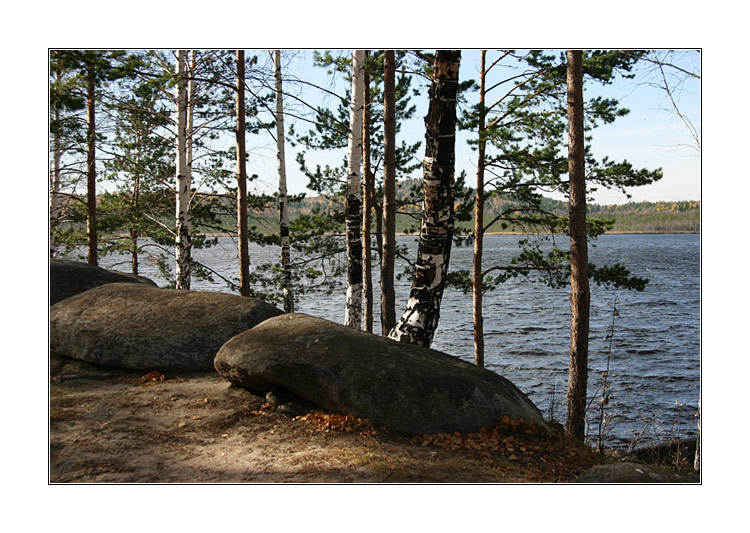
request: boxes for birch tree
[174,49,192,290]
[344,50,365,328]
[388,50,461,347]
[289,50,421,323]
[274,49,294,313]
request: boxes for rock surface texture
[575,462,699,483]
[214,313,545,435]
[50,259,157,306]
[50,283,283,372]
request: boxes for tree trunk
[694,392,701,471]
[380,50,397,336]
[472,50,487,367]
[175,49,191,290]
[50,89,62,257]
[130,136,141,275]
[236,49,251,297]
[388,50,461,347]
[274,49,294,313]
[344,50,365,329]
[565,49,590,441]
[187,50,196,237]
[362,51,374,333]
[86,69,98,266]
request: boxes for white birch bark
[388,51,461,347]
[344,50,365,328]
[174,49,191,290]
[274,50,294,313]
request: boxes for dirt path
[49,355,601,483]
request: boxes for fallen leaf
[141,371,165,383]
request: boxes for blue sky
[250,49,700,206]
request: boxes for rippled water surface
[96,233,700,448]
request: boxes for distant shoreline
[483,230,699,236]
[185,230,700,238]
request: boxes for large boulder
[214,313,545,435]
[50,259,157,305]
[575,462,699,483]
[50,283,283,372]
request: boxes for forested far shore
[58,192,700,237]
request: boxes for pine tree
[362,50,375,332]
[456,50,664,376]
[236,49,251,296]
[565,49,590,441]
[380,50,397,335]
[49,52,86,257]
[50,50,139,266]
[472,50,488,367]
[100,67,173,276]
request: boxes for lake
[92,232,700,449]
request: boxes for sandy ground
[49,354,607,484]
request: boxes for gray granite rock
[214,313,545,435]
[50,259,156,306]
[50,283,283,372]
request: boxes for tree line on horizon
[49,48,700,443]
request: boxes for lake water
[92,232,700,449]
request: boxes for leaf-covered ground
[49,354,608,483]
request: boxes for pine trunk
[175,49,191,291]
[274,50,294,313]
[131,141,141,275]
[50,94,62,257]
[86,69,98,266]
[344,50,365,329]
[362,51,374,333]
[380,50,397,336]
[236,49,251,297]
[187,50,196,237]
[694,392,701,471]
[472,50,487,367]
[388,50,461,347]
[565,49,590,441]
